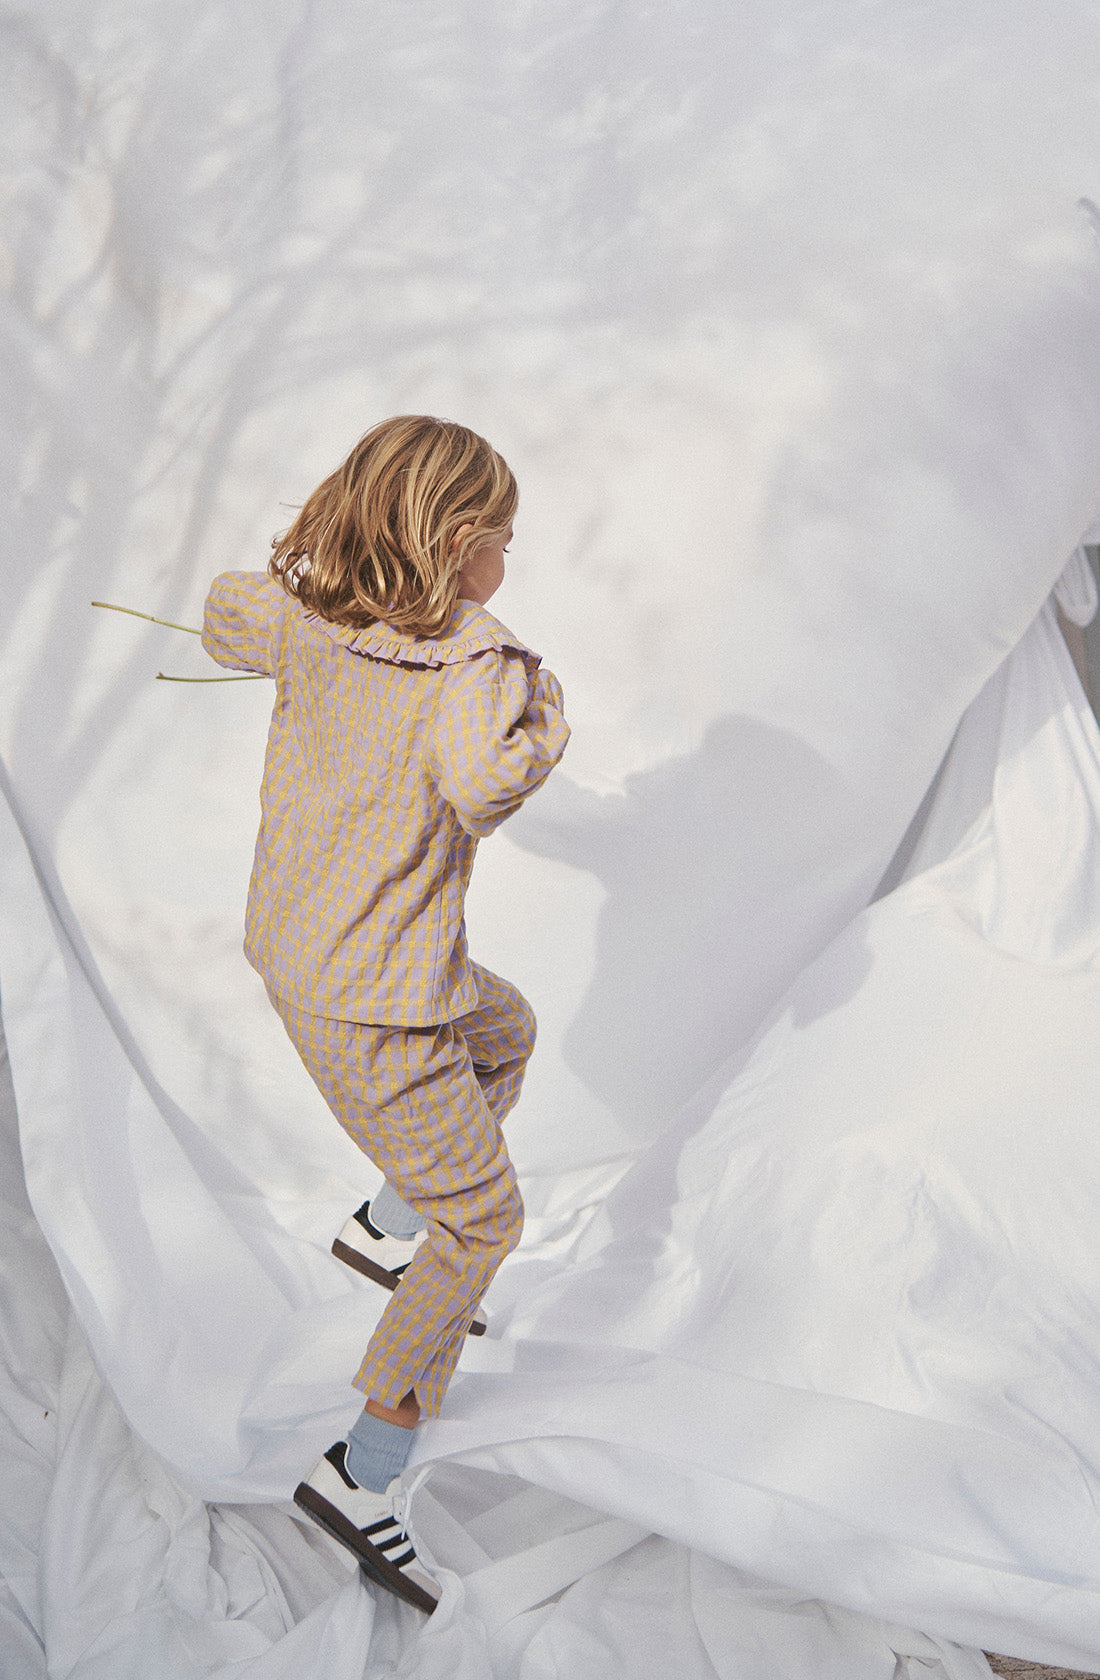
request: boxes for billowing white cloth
[421,558,1100,1673]
[7,1,1100,1675]
[10,556,1100,1680]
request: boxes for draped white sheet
[417,557,1100,1674]
[7,2,1100,1676]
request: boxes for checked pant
[273,963,531,1417]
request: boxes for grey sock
[370,1180,426,1240]
[345,1405,417,1493]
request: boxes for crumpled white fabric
[1,1002,994,1680]
[7,1,1100,1676]
[420,554,1100,1674]
[6,517,1100,1680]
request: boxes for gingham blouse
[202,572,570,1024]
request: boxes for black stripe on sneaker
[324,1442,360,1489]
[353,1203,389,1242]
[294,1481,437,1614]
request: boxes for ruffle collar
[302,600,541,669]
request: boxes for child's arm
[427,650,570,837]
[201,572,284,675]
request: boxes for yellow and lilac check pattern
[272,963,531,1416]
[201,570,569,1414]
[202,571,569,1024]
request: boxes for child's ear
[451,524,474,554]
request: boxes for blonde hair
[270,415,517,637]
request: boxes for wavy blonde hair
[270,415,517,637]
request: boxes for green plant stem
[156,673,265,682]
[93,599,266,682]
[91,600,201,635]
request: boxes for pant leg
[371,969,534,1239]
[273,985,529,1417]
[401,965,535,1406]
[461,962,537,1128]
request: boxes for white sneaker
[332,1201,486,1336]
[294,1441,441,1614]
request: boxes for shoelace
[396,1458,429,1538]
[383,1464,437,1575]
[392,1465,434,1569]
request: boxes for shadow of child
[509,713,873,1139]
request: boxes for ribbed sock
[370,1180,426,1240]
[344,1406,417,1493]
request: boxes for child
[201,415,569,1612]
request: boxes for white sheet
[420,573,1100,1673]
[7,2,1100,1675]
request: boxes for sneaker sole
[293,1480,439,1614]
[331,1238,486,1335]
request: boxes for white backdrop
[5,3,1100,1676]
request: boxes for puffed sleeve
[426,648,570,837]
[201,572,284,675]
